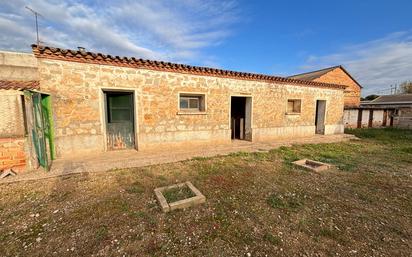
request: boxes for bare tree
[399,81,412,94]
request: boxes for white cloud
[0,0,239,63]
[299,31,412,95]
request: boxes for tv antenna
[25,6,43,46]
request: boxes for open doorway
[104,91,135,150]
[230,96,252,140]
[315,100,326,134]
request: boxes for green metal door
[105,92,135,150]
[30,92,54,170]
[32,92,49,169]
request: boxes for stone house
[1,45,347,172]
[289,66,362,108]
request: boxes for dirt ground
[1,128,411,256]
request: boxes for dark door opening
[368,110,374,127]
[230,96,252,140]
[104,91,135,150]
[315,100,326,134]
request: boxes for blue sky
[1,0,411,95]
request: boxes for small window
[179,94,205,112]
[287,99,301,114]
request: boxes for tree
[399,81,412,94]
[363,94,379,101]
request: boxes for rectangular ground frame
[154,181,206,213]
[292,159,332,172]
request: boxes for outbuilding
[1,45,347,172]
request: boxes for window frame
[286,99,302,114]
[178,92,207,114]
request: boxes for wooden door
[105,92,135,150]
[315,100,326,134]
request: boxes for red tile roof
[288,65,363,88]
[0,80,40,90]
[32,45,346,90]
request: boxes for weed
[267,192,303,210]
[95,225,108,241]
[263,233,282,245]
[399,146,412,154]
[163,185,195,203]
[125,181,144,194]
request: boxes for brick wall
[37,59,345,157]
[0,90,28,172]
[312,68,361,108]
[0,137,26,172]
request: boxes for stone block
[154,181,206,213]
[292,159,332,172]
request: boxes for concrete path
[0,134,357,184]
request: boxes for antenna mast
[25,6,43,46]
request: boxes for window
[287,99,301,114]
[107,93,133,123]
[179,93,206,112]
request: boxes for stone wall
[313,68,361,108]
[37,59,345,157]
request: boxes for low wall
[253,125,316,141]
[395,108,412,128]
[343,108,392,129]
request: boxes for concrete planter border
[292,159,332,172]
[154,181,206,213]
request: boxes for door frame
[229,94,253,141]
[315,99,327,135]
[99,87,139,151]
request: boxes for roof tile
[31,45,346,90]
[0,80,40,91]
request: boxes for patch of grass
[162,185,195,203]
[95,225,108,241]
[346,127,412,143]
[263,233,282,245]
[271,146,300,163]
[271,142,365,172]
[2,129,412,256]
[228,151,250,158]
[133,211,156,227]
[249,151,269,161]
[18,221,45,243]
[191,156,210,161]
[267,192,303,211]
[125,181,145,194]
[399,146,412,154]
[317,227,348,244]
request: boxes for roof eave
[31,44,346,91]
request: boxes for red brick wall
[0,137,26,172]
[313,68,361,108]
